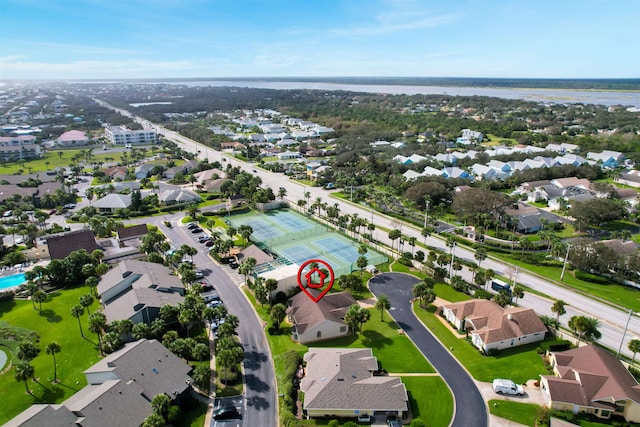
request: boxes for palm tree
[32,290,47,315]
[71,305,85,338]
[151,393,171,419]
[270,304,286,332]
[45,342,61,382]
[88,311,107,354]
[375,295,391,321]
[14,361,35,394]
[629,339,640,365]
[551,300,566,328]
[474,247,488,268]
[388,229,402,254]
[511,284,525,304]
[80,293,94,315]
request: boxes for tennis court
[229,209,387,277]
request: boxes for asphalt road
[124,214,277,427]
[369,273,488,427]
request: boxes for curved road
[369,273,488,427]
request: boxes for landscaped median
[243,284,454,426]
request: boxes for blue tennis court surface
[278,245,319,265]
[247,219,283,240]
[314,237,360,264]
[267,211,313,231]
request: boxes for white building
[105,125,156,145]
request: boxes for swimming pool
[0,273,26,291]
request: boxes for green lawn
[433,284,472,303]
[413,303,552,383]
[1,150,90,174]
[403,376,453,427]
[488,400,540,426]
[493,253,640,312]
[175,401,208,427]
[0,287,102,425]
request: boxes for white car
[492,378,524,396]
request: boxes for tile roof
[237,244,274,266]
[116,224,149,241]
[544,345,640,409]
[301,348,408,412]
[442,299,547,345]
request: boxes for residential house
[98,260,185,325]
[300,348,408,419]
[442,167,471,180]
[390,141,406,149]
[505,203,564,233]
[0,143,41,161]
[227,194,245,208]
[134,163,156,179]
[587,150,626,168]
[471,163,503,181]
[550,177,592,189]
[540,345,640,423]
[205,178,231,193]
[102,166,128,181]
[546,142,580,154]
[56,130,89,147]
[287,291,356,344]
[164,160,198,179]
[159,186,201,206]
[4,339,193,427]
[440,299,547,353]
[276,151,302,160]
[369,140,390,148]
[462,129,483,142]
[402,170,422,181]
[615,171,640,188]
[116,224,148,245]
[194,168,225,185]
[93,193,132,213]
[394,154,428,165]
[46,230,98,260]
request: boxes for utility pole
[617,309,634,358]
[560,244,572,281]
[449,242,456,277]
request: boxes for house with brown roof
[300,347,408,419]
[541,345,640,423]
[5,339,192,427]
[236,244,274,266]
[440,299,547,353]
[46,229,99,260]
[102,166,128,181]
[116,224,149,244]
[287,291,356,344]
[97,260,184,325]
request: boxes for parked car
[191,228,203,234]
[212,406,240,420]
[386,416,401,427]
[207,300,223,308]
[63,203,76,209]
[195,270,204,279]
[186,222,199,229]
[203,293,220,303]
[492,378,524,396]
[357,414,372,424]
[205,240,215,247]
[197,236,210,243]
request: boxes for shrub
[575,270,610,284]
[629,366,640,381]
[473,289,493,300]
[539,340,572,353]
[0,289,15,302]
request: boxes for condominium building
[104,125,156,145]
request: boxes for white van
[492,379,524,396]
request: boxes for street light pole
[449,242,456,277]
[560,243,572,281]
[617,309,634,358]
[423,200,430,229]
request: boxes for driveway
[369,272,488,427]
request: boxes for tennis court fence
[256,225,327,247]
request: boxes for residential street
[369,272,488,427]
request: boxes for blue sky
[1,0,638,80]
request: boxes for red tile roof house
[286,291,356,344]
[56,129,89,147]
[440,299,547,353]
[540,345,640,423]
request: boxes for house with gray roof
[5,339,192,427]
[98,260,184,325]
[300,347,408,419]
[134,163,156,179]
[93,193,132,213]
[159,185,201,206]
[287,290,356,344]
[541,345,640,423]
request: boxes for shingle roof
[287,291,356,334]
[301,348,408,412]
[543,345,640,409]
[47,229,98,260]
[237,244,274,266]
[116,224,148,241]
[93,193,132,209]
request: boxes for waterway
[161,80,640,108]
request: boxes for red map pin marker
[297,259,335,303]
